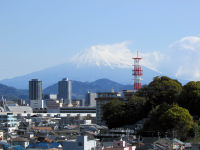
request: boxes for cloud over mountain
[70,41,164,72]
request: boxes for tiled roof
[32,127,53,131]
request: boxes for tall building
[85,92,96,107]
[29,79,42,101]
[58,78,72,105]
[29,79,44,109]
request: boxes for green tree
[142,103,171,133]
[179,81,200,117]
[188,122,200,138]
[102,99,125,128]
[125,96,151,125]
[160,105,194,139]
[102,96,151,128]
[147,76,182,106]
[142,104,194,139]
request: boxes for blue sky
[0,1,200,81]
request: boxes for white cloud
[70,42,164,72]
[175,66,184,78]
[169,36,200,51]
[141,51,164,73]
[166,35,200,81]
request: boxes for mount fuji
[0,44,161,89]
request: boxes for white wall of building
[62,136,96,150]
[30,100,44,109]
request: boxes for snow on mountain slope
[70,42,132,68]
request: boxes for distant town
[0,77,138,150]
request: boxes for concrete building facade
[29,79,44,109]
[29,79,42,101]
[58,78,72,105]
[85,92,96,107]
[46,100,60,113]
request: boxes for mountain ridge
[0,78,134,100]
[0,62,160,89]
[0,83,28,100]
[43,78,134,99]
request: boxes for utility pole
[172,130,176,139]
[138,135,141,148]
[157,131,160,140]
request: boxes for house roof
[68,125,78,129]
[32,127,53,131]
[28,142,61,149]
[173,138,184,145]
[11,137,29,142]
[185,143,192,147]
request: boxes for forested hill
[0,83,28,100]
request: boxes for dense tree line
[178,81,200,117]
[142,104,194,140]
[102,96,151,128]
[102,76,200,140]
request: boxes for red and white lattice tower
[132,51,143,91]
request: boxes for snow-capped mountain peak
[70,42,133,68]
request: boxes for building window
[78,142,82,146]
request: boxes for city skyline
[1,1,200,82]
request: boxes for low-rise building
[60,107,96,113]
[62,136,97,150]
[46,100,60,113]
[72,99,84,107]
[103,139,136,150]
[8,106,33,114]
[123,90,134,100]
[11,137,29,148]
[0,113,18,133]
[30,100,45,109]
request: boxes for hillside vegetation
[102,76,200,140]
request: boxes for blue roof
[173,138,184,145]
[28,142,60,149]
[0,142,25,150]
[12,145,26,150]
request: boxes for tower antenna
[132,51,143,91]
